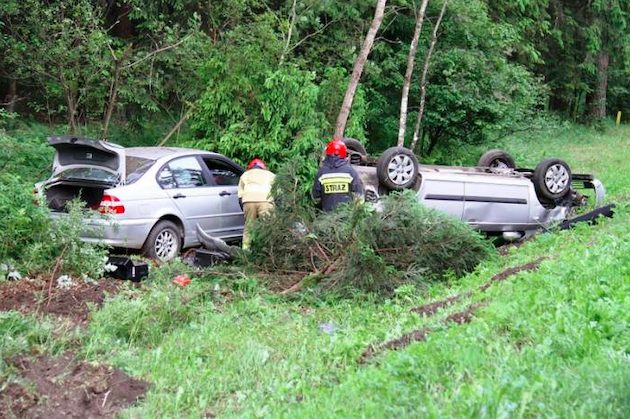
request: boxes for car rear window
[126,156,156,184]
[58,167,119,184]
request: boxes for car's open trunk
[45,183,107,212]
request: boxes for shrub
[0,131,52,181]
[0,174,50,263]
[22,200,109,279]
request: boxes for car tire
[142,220,182,261]
[342,137,367,155]
[478,149,516,169]
[342,137,367,165]
[376,147,419,190]
[533,158,572,203]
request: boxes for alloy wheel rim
[544,164,570,194]
[387,155,415,185]
[155,230,177,260]
[491,160,509,169]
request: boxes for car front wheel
[142,220,182,261]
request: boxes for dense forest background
[1,0,629,165]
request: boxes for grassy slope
[2,124,630,417]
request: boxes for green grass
[2,123,630,417]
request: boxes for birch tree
[410,0,448,152]
[397,0,430,147]
[333,0,387,140]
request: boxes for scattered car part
[56,275,75,288]
[477,149,516,169]
[193,249,231,267]
[106,256,149,282]
[195,223,236,258]
[6,270,22,281]
[559,203,615,230]
[191,223,236,266]
[376,147,420,190]
[533,158,572,203]
[172,274,191,287]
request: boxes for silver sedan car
[36,136,244,261]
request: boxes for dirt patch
[0,352,148,418]
[444,302,486,324]
[497,238,531,256]
[360,327,431,363]
[0,278,121,323]
[411,294,467,317]
[0,383,39,417]
[478,258,545,291]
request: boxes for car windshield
[57,167,119,184]
[126,156,156,184]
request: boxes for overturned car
[343,139,606,241]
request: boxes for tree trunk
[102,63,121,139]
[333,0,387,139]
[102,45,133,139]
[397,0,430,147]
[590,50,609,119]
[410,0,449,152]
[67,90,78,134]
[279,0,297,65]
[158,108,192,146]
[5,79,17,113]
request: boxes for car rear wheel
[376,147,419,190]
[142,220,182,261]
[533,158,572,203]
[342,137,367,165]
[478,149,516,169]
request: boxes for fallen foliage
[248,168,494,295]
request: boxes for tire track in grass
[410,257,546,316]
[359,258,546,363]
[359,302,487,363]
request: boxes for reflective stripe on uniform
[319,172,352,194]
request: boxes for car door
[157,156,224,242]
[462,176,531,231]
[200,156,244,238]
[417,174,465,220]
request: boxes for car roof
[125,147,221,160]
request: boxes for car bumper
[50,213,154,249]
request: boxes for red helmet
[324,139,347,158]
[247,158,267,170]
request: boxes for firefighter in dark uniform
[312,139,364,211]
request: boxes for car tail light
[96,194,125,214]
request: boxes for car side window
[203,158,241,186]
[158,157,207,189]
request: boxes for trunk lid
[48,136,126,187]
